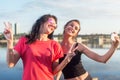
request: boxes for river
[0,47,120,80]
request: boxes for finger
[72,46,78,52]
[3,33,10,40]
[4,22,7,27]
[8,22,12,29]
[4,22,12,29]
[4,26,10,34]
[72,52,76,56]
[115,36,120,42]
[4,22,9,31]
[68,52,76,59]
[67,44,74,53]
[4,29,10,34]
[71,43,78,51]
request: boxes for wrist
[8,48,14,55]
[8,48,14,51]
[112,43,118,49]
[7,42,13,49]
[111,45,117,51]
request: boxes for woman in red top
[3,14,76,80]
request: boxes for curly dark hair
[25,14,57,44]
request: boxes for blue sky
[0,0,120,35]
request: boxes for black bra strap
[75,43,78,48]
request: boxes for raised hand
[3,22,13,42]
[111,32,120,48]
[65,43,78,62]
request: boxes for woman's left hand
[111,32,120,48]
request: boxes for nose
[71,25,75,30]
[50,23,57,29]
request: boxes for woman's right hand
[3,22,13,43]
[65,43,78,62]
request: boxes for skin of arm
[53,43,78,79]
[4,22,20,68]
[78,37,119,63]
[7,48,20,68]
[52,58,69,75]
[55,33,119,80]
[55,71,62,80]
[52,50,76,75]
[52,43,78,75]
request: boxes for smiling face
[64,20,80,38]
[40,17,57,34]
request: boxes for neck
[62,35,74,45]
[39,34,49,41]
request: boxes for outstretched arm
[78,33,120,63]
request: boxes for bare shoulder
[77,42,90,52]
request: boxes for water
[0,47,23,80]
[0,47,120,80]
[82,48,120,80]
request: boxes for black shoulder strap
[75,42,78,48]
